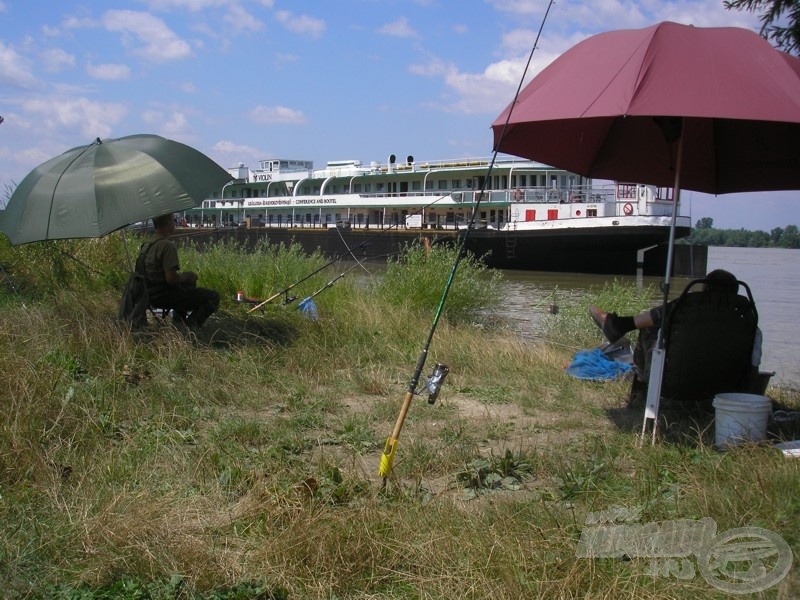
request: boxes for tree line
[682,217,800,248]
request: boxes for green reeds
[0,238,797,599]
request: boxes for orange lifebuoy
[623,202,634,215]
[513,188,523,201]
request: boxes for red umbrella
[492,22,800,439]
[492,21,800,195]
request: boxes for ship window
[587,208,597,217]
[438,180,447,190]
[425,180,433,191]
[354,184,362,193]
[451,179,460,189]
[412,181,421,191]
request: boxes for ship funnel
[388,154,396,174]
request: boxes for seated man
[140,213,220,328]
[590,269,762,405]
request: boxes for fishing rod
[294,265,358,319]
[377,0,556,483]
[241,249,398,312]
[246,241,369,312]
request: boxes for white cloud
[249,105,307,124]
[23,97,128,139]
[378,17,417,38]
[408,56,514,114]
[274,52,300,67]
[140,0,234,10]
[141,107,191,136]
[501,28,540,54]
[211,140,265,169]
[40,48,76,72]
[223,2,266,33]
[102,10,192,63]
[274,10,325,38]
[61,16,99,31]
[142,109,162,125]
[0,42,39,89]
[162,111,190,135]
[86,63,132,81]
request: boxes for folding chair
[636,278,759,436]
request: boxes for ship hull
[176,222,701,276]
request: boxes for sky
[1,0,798,232]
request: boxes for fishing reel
[421,363,449,405]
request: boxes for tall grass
[0,236,797,599]
[542,278,660,350]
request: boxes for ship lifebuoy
[513,188,523,201]
[623,202,634,216]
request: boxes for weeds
[0,238,798,598]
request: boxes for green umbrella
[0,134,232,245]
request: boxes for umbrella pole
[120,230,133,272]
[641,123,684,444]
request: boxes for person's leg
[184,287,220,327]
[589,306,636,343]
[151,285,219,328]
[590,305,658,344]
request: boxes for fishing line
[378,0,556,483]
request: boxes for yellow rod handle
[378,390,415,478]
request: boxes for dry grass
[0,243,798,599]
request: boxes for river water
[499,246,800,388]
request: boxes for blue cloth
[297,297,319,320]
[566,348,632,381]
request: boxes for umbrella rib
[44,138,99,241]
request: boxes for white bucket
[713,393,772,449]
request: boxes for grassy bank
[0,235,798,599]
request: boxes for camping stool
[148,306,173,320]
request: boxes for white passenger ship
[183,154,697,275]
